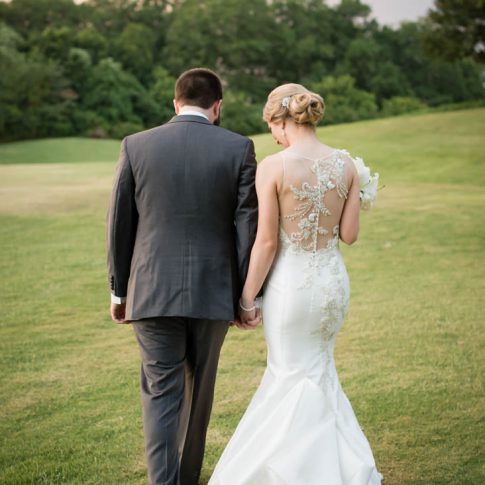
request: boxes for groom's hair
[175,68,223,109]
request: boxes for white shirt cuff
[111,294,126,304]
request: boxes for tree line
[0,0,483,141]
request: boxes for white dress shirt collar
[178,109,209,121]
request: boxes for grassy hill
[0,137,120,165]
[0,109,484,484]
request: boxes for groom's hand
[236,308,261,330]
[110,302,127,324]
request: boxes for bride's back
[278,149,353,251]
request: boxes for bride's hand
[239,297,256,320]
[237,307,261,330]
[247,308,262,327]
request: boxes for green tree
[335,0,372,20]
[422,0,485,63]
[221,91,265,135]
[0,23,24,137]
[375,21,484,105]
[83,57,159,136]
[163,0,216,73]
[339,38,380,90]
[0,20,23,51]
[163,0,275,99]
[0,30,72,140]
[81,0,138,34]
[150,66,177,124]
[0,0,82,35]
[337,35,411,102]
[382,96,427,117]
[415,59,483,105]
[216,0,275,96]
[65,47,93,95]
[270,0,336,84]
[311,75,378,124]
[74,27,108,63]
[113,23,157,84]
[128,0,174,61]
[369,61,412,102]
[36,25,74,62]
[329,0,372,64]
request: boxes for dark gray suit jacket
[107,115,258,321]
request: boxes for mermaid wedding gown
[209,149,382,485]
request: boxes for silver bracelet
[239,299,256,312]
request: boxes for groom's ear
[173,99,180,114]
[213,99,222,116]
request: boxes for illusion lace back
[279,149,349,252]
[209,149,382,485]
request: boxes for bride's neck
[285,127,320,149]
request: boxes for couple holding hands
[107,68,382,485]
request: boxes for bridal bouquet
[352,156,379,210]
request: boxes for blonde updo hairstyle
[263,83,325,127]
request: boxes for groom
[106,68,258,485]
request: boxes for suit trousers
[133,317,229,485]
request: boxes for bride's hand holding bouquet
[352,156,380,210]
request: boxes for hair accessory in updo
[263,83,325,126]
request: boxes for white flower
[352,156,379,210]
[360,172,379,211]
[281,96,290,108]
[353,156,371,188]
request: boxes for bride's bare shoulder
[257,152,284,173]
[336,149,359,182]
[259,151,284,165]
[256,152,284,188]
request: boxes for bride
[209,83,382,485]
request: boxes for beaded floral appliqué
[284,150,348,254]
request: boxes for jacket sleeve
[234,139,259,295]
[106,137,139,298]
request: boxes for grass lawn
[0,108,484,484]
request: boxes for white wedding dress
[209,149,382,485]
